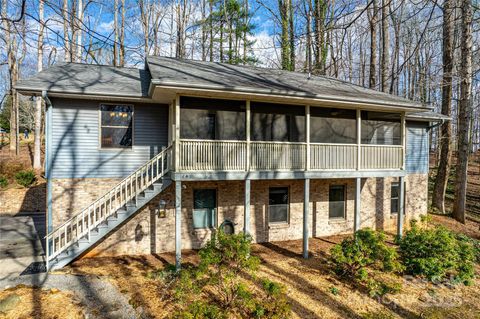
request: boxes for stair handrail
[46,145,173,265]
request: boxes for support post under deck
[397,176,405,238]
[244,179,251,235]
[175,180,182,270]
[354,177,361,233]
[303,178,310,259]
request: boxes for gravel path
[0,213,137,319]
[0,272,138,319]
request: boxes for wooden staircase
[45,146,172,270]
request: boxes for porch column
[305,105,310,171]
[246,100,251,171]
[244,179,251,235]
[397,176,405,238]
[174,94,181,172]
[354,177,361,233]
[175,180,182,270]
[401,113,406,170]
[356,109,361,170]
[303,178,310,259]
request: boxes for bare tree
[432,0,455,213]
[34,0,45,170]
[453,0,473,223]
[368,0,378,89]
[380,0,390,92]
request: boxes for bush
[14,170,36,187]
[171,230,291,318]
[0,175,7,188]
[398,221,476,285]
[330,228,403,281]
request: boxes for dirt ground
[430,152,480,221]
[0,138,46,214]
[0,285,84,319]
[64,215,480,319]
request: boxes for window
[391,183,399,214]
[193,189,217,229]
[310,108,356,144]
[361,111,401,145]
[329,185,346,219]
[251,102,305,142]
[269,187,289,223]
[100,104,133,148]
[180,97,246,140]
[390,182,406,215]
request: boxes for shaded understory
[58,215,480,319]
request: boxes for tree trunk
[119,0,125,66]
[34,0,45,170]
[380,0,390,92]
[2,0,19,155]
[113,0,119,66]
[432,0,455,214]
[288,0,295,71]
[63,0,71,62]
[368,0,378,89]
[453,0,473,223]
[77,0,83,62]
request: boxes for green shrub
[171,230,291,318]
[0,175,7,188]
[14,170,36,187]
[330,228,403,281]
[398,222,476,285]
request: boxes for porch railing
[251,141,306,170]
[178,139,403,171]
[360,145,403,170]
[310,143,357,170]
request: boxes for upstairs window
[310,108,356,144]
[361,111,401,145]
[100,104,133,148]
[269,187,289,224]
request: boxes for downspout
[42,90,53,234]
[427,119,445,131]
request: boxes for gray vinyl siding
[50,98,168,178]
[405,121,429,173]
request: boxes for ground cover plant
[14,170,36,188]
[398,217,477,285]
[329,228,403,297]
[156,231,291,318]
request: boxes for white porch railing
[250,141,306,170]
[178,139,403,171]
[360,145,403,169]
[310,143,357,170]
[46,146,172,266]
[179,139,247,171]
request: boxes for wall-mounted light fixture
[157,199,167,218]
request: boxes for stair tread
[47,177,172,270]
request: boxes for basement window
[390,182,406,215]
[100,104,133,148]
[329,185,346,219]
[269,187,289,224]
[193,189,217,229]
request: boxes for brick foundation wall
[51,178,122,227]
[50,174,429,257]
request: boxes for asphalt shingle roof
[16,56,432,112]
[146,56,427,110]
[15,62,150,97]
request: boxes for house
[15,56,449,270]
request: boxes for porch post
[174,94,181,172]
[246,100,251,171]
[305,105,310,171]
[175,180,182,270]
[303,178,310,259]
[401,112,406,170]
[397,176,405,238]
[244,179,251,235]
[356,109,361,170]
[354,177,361,233]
